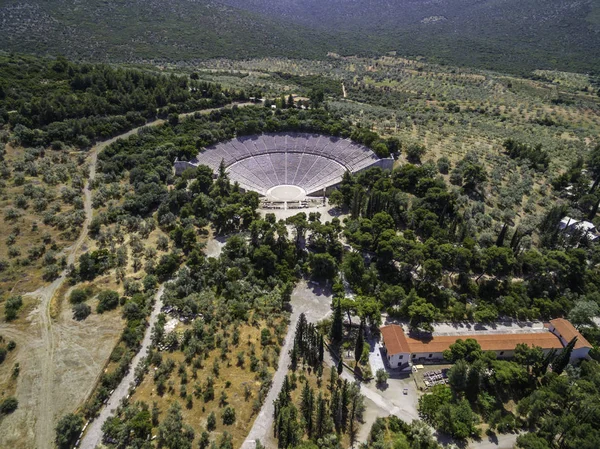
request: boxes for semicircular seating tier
[184,133,382,196]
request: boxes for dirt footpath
[0,296,123,449]
[0,103,254,449]
[79,285,165,449]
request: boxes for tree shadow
[304,277,333,297]
[433,431,468,449]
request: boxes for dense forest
[0,54,247,147]
[1,0,600,73]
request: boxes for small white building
[380,325,411,369]
[559,216,599,242]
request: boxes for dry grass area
[0,335,19,401]
[129,319,284,448]
[0,145,85,299]
[0,291,124,449]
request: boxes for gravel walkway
[240,281,332,449]
[79,285,165,449]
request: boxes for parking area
[413,364,453,391]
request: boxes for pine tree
[330,299,344,345]
[354,321,364,364]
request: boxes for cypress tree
[341,379,350,432]
[349,394,358,447]
[300,381,311,418]
[553,337,577,375]
[496,222,509,247]
[315,392,326,440]
[318,334,324,363]
[290,343,298,372]
[331,387,341,433]
[295,313,307,354]
[337,358,344,376]
[330,299,343,345]
[354,321,364,364]
[541,348,557,374]
[300,383,314,438]
[329,365,337,391]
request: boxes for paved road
[79,284,165,449]
[469,433,518,449]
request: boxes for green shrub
[72,303,91,321]
[222,406,236,425]
[4,295,23,321]
[0,397,18,415]
[207,411,216,430]
[96,290,119,313]
[55,413,83,449]
[69,288,90,304]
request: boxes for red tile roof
[380,324,566,356]
[405,333,563,354]
[549,318,592,350]
[381,325,411,355]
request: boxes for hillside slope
[0,0,345,60]
[1,0,599,73]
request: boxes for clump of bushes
[69,287,93,304]
[4,295,23,321]
[96,290,120,313]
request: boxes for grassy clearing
[128,320,285,447]
[0,144,86,301]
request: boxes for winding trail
[79,285,165,449]
[32,116,170,449]
[0,103,251,449]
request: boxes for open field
[128,319,284,448]
[0,145,85,297]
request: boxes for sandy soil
[79,285,165,449]
[0,103,255,449]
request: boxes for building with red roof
[380,319,592,369]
